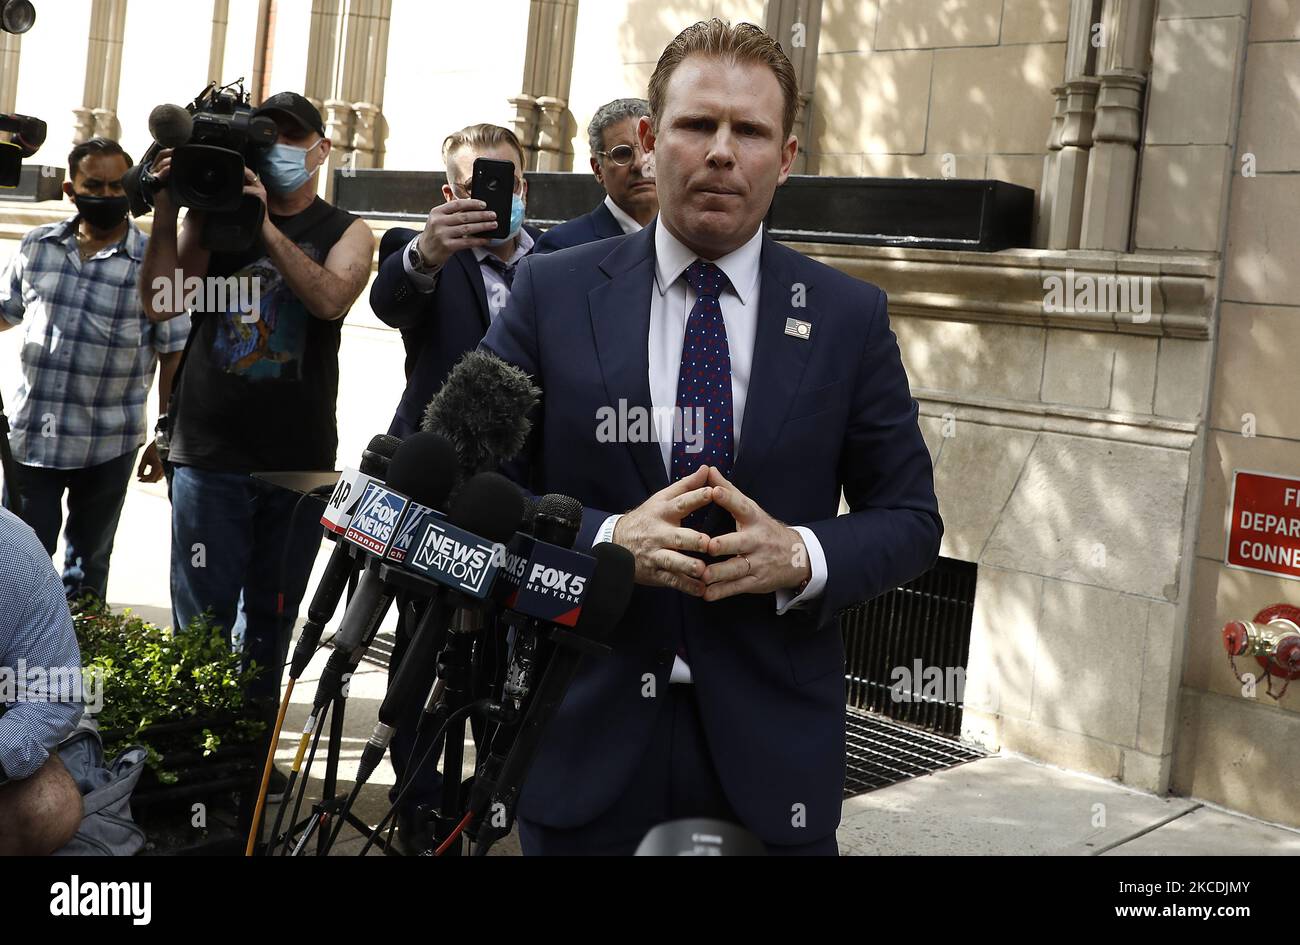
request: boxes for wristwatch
[407,237,439,275]
[154,413,171,460]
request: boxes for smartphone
[471,157,515,240]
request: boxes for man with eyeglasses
[370,122,541,439]
[535,98,658,254]
[368,123,540,853]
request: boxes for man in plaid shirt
[0,137,188,600]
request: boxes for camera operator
[138,92,374,760]
[0,137,188,601]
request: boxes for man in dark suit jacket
[534,98,658,254]
[370,123,541,438]
[480,20,942,855]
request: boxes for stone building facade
[1,0,1297,829]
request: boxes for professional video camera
[123,78,278,252]
[0,111,46,187]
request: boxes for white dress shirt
[401,227,535,321]
[603,194,643,235]
[594,219,829,683]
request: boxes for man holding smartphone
[370,123,541,439]
[368,123,540,853]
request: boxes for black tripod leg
[319,688,347,856]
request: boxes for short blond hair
[648,19,800,139]
[441,123,526,179]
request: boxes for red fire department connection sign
[1226,470,1300,580]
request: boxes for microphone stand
[426,606,486,856]
[242,469,406,857]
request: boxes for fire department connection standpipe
[1222,603,1300,700]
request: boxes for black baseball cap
[253,91,326,137]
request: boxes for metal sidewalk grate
[843,708,985,797]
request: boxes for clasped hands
[611,465,811,601]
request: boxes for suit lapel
[730,236,815,491]
[454,250,492,331]
[593,202,623,240]
[588,223,668,495]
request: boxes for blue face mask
[487,194,526,246]
[260,140,323,194]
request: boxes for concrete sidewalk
[838,753,1300,856]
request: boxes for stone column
[208,0,230,85]
[1038,0,1103,249]
[74,0,127,143]
[304,0,342,114]
[1079,0,1155,250]
[1037,86,1068,246]
[343,0,392,171]
[509,92,540,165]
[251,0,274,103]
[764,0,823,174]
[511,0,578,170]
[0,32,20,115]
[303,0,393,194]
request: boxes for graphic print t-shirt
[168,197,358,473]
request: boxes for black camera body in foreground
[124,79,278,252]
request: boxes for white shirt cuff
[593,513,622,546]
[774,525,828,615]
[401,235,441,292]
[596,513,692,682]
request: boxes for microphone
[121,103,193,218]
[420,350,540,481]
[312,432,458,710]
[470,541,635,854]
[147,103,194,149]
[354,472,524,785]
[288,434,401,680]
[493,493,584,714]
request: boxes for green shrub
[70,596,266,783]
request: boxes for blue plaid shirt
[0,507,83,781]
[0,216,189,469]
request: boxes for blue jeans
[169,464,325,705]
[2,449,137,600]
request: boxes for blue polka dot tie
[671,259,734,528]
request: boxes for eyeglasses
[595,143,645,166]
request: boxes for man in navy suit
[369,123,541,438]
[534,98,658,253]
[481,19,942,856]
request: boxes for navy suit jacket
[479,221,942,845]
[369,224,542,437]
[533,201,624,254]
